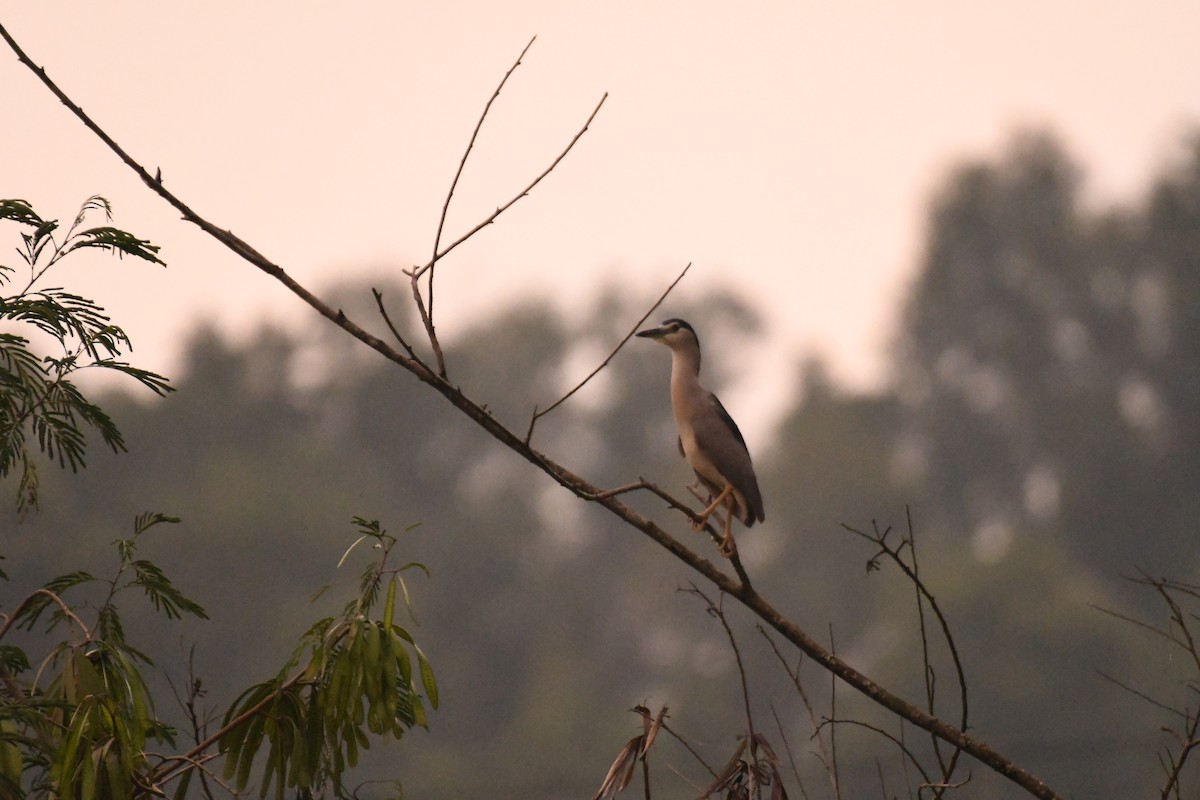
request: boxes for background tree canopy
[6,129,1200,798]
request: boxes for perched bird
[636,318,764,556]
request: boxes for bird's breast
[677,418,723,487]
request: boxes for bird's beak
[636,325,667,340]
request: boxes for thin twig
[429,36,537,323]
[412,90,608,281]
[759,627,837,797]
[770,703,810,800]
[164,647,218,800]
[903,508,961,794]
[583,479,711,533]
[843,509,970,793]
[408,83,607,378]
[829,624,842,800]
[407,270,448,378]
[524,262,691,443]
[372,288,420,361]
[815,718,934,787]
[1095,671,1187,720]
[687,586,756,742]
[660,721,719,779]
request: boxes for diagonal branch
[524,262,690,444]
[0,25,1065,800]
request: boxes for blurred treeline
[5,130,1200,799]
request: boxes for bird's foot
[718,532,738,559]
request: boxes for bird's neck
[669,348,704,412]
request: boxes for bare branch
[770,703,811,800]
[413,90,608,282]
[428,36,537,323]
[525,262,691,442]
[815,718,934,787]
[829,624,842,798]
[658,720,719,779]
[1090,604,1178,648]
[685,586,756,741]
[843,511,970,772]
[405,270,448,377]
[584,478,713,534]
[409,83,608,369]
[405,43,605,379]
[584,478,753,590]
[760,628,838,797]
[372,288,419,361]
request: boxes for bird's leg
[718,493,738,558]
[692,483,734,531]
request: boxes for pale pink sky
[4,2,1200,441]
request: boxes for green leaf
[0,198,44,227]
[65,226,165,266]
[131,559,210,620]
[415,644,438,710]
[382,576,397,631]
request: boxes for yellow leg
[718,494,738,558]
[691,483,734,531]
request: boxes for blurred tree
[10,137,1200,799]
[894,131,1200,577]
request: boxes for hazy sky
[4,2,1200,440]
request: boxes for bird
[636,318,764,557]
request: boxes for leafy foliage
[0,197,170,511]
[1,511,435,799]
[1,205,437,797]
[219,518,436,799]
[0,513,205,799]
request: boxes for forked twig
[843,509,969,793]
[585,477,752,590]
[410,36,540,378]
[685,586,756,742]
[371,288,419,361]
[428,36,537,323]
[412,90,608,283]
[524,262,691,443]
[406,87,609,377]
[759,628,838,797]
[1097,574,1200,799]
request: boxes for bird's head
[636,318,702,371]
[635,318,700,349]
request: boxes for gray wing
[692,392,765,525]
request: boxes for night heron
[636,318,765,557]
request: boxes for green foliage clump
[0,513,206,799]
[0,197,170,511]
[219,518,437,800]
[2,200,436,797]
